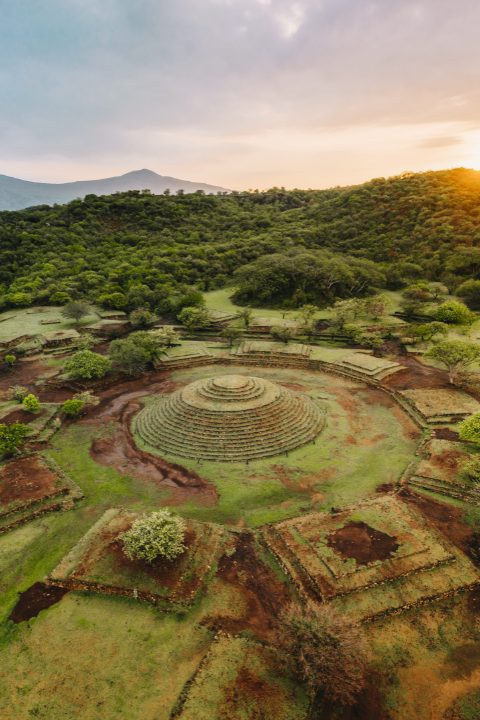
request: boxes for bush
[22,393,40,413]
[281,602,368,707]
[460,456,480,484]
[270,325,296,344]
[0,423,29,458]
[220,326,242,347]
[73,390,99,407]
[9,385,29,402]
[65,350,112,380]
[433,300,476,326]
[75,333,96,350]
[177,306,211,330]
[62,398,85,417]
[4,354,16,369]
[129,308,156,328]
[459,413,480,445]
[121,510,186,563]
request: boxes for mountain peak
[0,170,229,210]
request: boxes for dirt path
[86,381,218,505]
[205,532,291,641]
[384,355,449,391]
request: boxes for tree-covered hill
[0,168,479,311]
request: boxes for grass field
[0,305,126,345]
[0,593,212,720]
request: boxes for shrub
[270,325,296,344]
[65,350,112,380]
[281,602,368,707]
[4,354,16,369]
[62,398,85,417]
[75,333,96,350]
[220,326,242,347]
[22,393,40,413]
[459,413,480,445]
[73,390,99,407]
[408,321,448,344]
[433,300,476,326]
[0,423,29,458]
[121,510,186,563]
[129,308,156,328]
[460,456,480,484]
[177,306,211,330]
[9,385,29,402]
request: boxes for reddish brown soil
[339,671,393,720]
[86,379,217,505]
[1,408,43,424]
[435,428,460,441]
[327,521,399,565]
[429,447,465,478]
[206,532,291,641]
[0,358,57,393]
[223,665,289,717]
[0,455,60,506]
[8,582,69,623]
[402,491,474,556]
[383,355,449,391]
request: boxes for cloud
[0,0,479,186]
[419,136,463,149]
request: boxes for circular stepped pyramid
[133,374,325,461]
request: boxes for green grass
[0,306,100,342]
[0,593,211,720]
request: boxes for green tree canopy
[177,306,211,330]
[61,300,92,325]
[65,350,112,380]
[457,280,480,310]
[426,340,480,383]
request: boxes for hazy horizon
[2,1,480,190]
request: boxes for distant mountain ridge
[0,168,229,210]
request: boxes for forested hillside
[0,168,479,311]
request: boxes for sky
[1,0,480,190]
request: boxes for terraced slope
[133,374,325,461]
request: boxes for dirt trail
[402,491,474,556]
[87,381,217,505]
[384,355,449,390]
[205,532,291,641]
